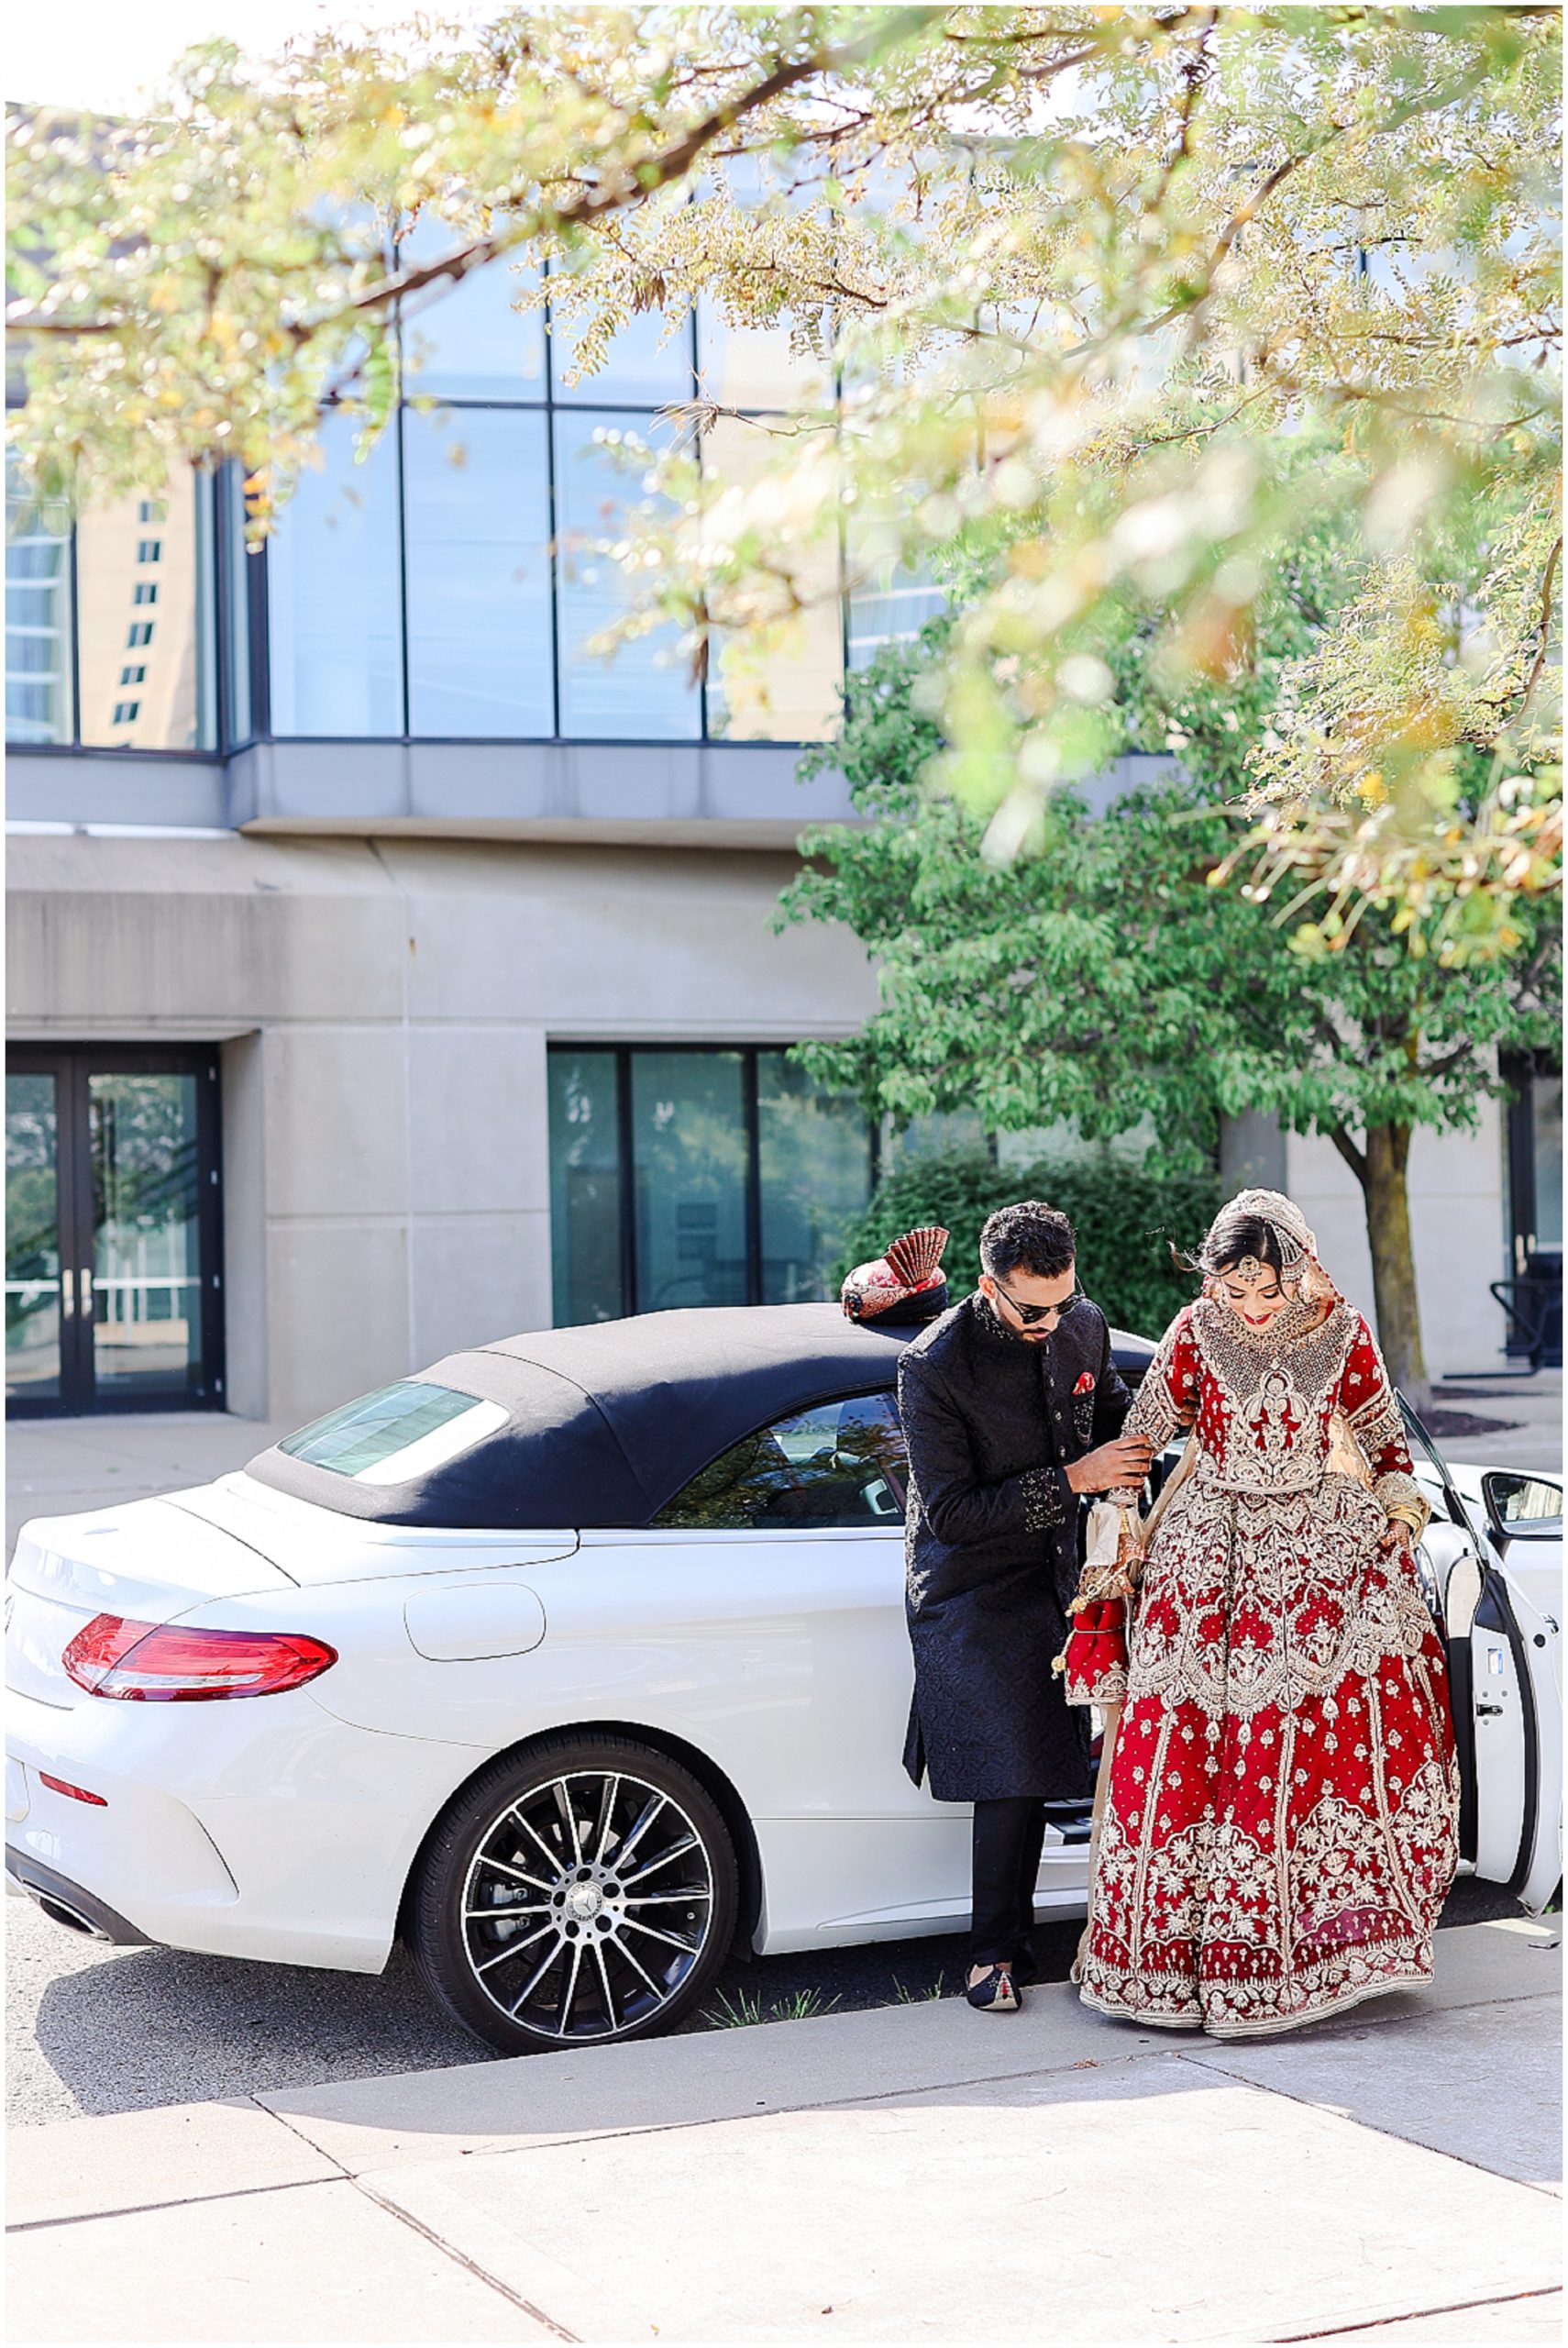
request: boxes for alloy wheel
[459,1768,716,2040]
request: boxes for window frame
[547,1041,881,1324]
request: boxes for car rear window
[279,1381,506,1482]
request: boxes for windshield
[279,1381,507,1483]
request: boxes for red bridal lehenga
[1068,1194,1459,2040]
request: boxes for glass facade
[5,458,216,752]
[255,251,868,748]
[404,405,555,737]
[547,1044,876,1325]
[6,458,73,746]
[8,249,952,755]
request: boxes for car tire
[409,1732,740,2054]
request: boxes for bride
[1065,1188,1459,2039]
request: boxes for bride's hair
[1173,1207,1286,1283]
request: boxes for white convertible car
[6,1304,1562,2054]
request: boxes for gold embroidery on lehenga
[1078,1289,1460,2041]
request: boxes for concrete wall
[7,832,878,1422]
[6,828,1514,1416]
[1283,1113,1510,1379]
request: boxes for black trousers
[969,1796,1047,1972]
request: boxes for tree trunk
[1361,1123,1430,1408]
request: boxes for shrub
[835,1151,1220,1343]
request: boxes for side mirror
[1481,1470,1563,1545]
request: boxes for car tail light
[62,1614,337,1701]
[39,1772,108,1806]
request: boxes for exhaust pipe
[33,1888,113,1940]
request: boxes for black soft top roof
[245,1301,1157,1532]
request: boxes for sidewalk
[1432,1368,1562,1476]
[9,1918,1560,2344]
[6,1412,289,1553]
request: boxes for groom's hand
[1066,1434,1155,1494]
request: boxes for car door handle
[1476,1699,1506,1715]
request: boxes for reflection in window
[758,1051,874,1301]
[219,465,254,745]
[88,1072,204,1398]
[404,407,554,736]
[654,1393,907,1530]
[6,1072,62,1401]
[550,282,695,406]
[554,411,701,739]
[695,295,830,413]
[396,222,546,400]
[548,1051,624,1326]
[268,410,403,736]
[75,469,215,749]
[548,1046,874,1326]
[6,458,73,745]
[847,548,946,669]
[631,1050,747,1312]
[1532,1074,1562,1249]
[701,415,843,743]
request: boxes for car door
[1401,1401,1562,1912]
[639,1389,977,1946]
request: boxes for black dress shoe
[966,1965,1021,2012]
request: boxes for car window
[279,1380,507,1482]
[655,1393,908,1532]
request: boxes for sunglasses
[991,1277,1081,1328]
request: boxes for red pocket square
[1073,1371,1096,1394]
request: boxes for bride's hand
[1377,1517,1414,1558]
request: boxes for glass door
[6,1047,224,1415]
[5,1069,70,1402]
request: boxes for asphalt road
[6,1870,1529,2128]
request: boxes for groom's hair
[980,1201,1077,1282]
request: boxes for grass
[892,1972,948,2004]
[702,1986,843,2029]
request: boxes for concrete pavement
[6,1411,291,1553]
[8,1917,1561,2344]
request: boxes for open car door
[1402,1402,1562,1915]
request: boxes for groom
[896,1201,1153,2011]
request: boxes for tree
[778,551,1561,1398]
[7,6,1560,945]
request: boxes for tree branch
[1329,1124,1369,1186]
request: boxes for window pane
[89,1072,205,1399]
[6,457,73,745]
[758,1052,872,1301]
[281,1380,489,1475]
[630,1050,746,1312]
[695,297,831,412]
[397,220,546,400]
[655,1393,906,1530]
[702,415,843,742]
[847,547,946,670]
[6,1072,62,1401]
[548,1050,624,1325]
[1532,1073,1562,1248]
[550,280,693,405]
[268,410,403,736]
[553,411,700,740]
[220,466,254,744]
[77,468,215,749]
[404,407,554,736]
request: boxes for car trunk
[6,1498,298,1711]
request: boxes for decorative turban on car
[840,1226,951,1324]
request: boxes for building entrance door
[6,1047,224,1415]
